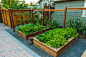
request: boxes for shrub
[66,17,83,31]
[44,19,60,29]
[80,26,86,36]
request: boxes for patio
[0,23,40,57]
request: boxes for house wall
[51,1,86,27]
[39,0,53,8]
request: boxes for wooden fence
[1,6,86,32]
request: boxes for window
[82,1,86,17]
[42,2,48,8]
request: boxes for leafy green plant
[29,13,42,25]
[80,26,86,36]
[17,23,48,35]
[36,27,78,48]
[1,0,28,9]
[44,19,60,29]
[67,17,83,31]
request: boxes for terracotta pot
[29,40,33,44]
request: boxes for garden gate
[44,5,51,21]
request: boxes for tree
[1,0,28,9]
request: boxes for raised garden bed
[79,34,86,39]
[17,27,50,40]
[33,37,78,57]
[33,28,78,57]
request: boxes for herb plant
[36,27,78,48]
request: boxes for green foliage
[44,19,60,29]
[66,17,86,36]
[17,23,48,35]
[1,0,28,9]
[36,27,78,48]
[67,17,83,31]
[29,13,42,25]
[34,13,42,25]
[80,26,86,36]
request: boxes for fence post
[21,10,23,25]
[63,6,67,28]
[49,5,51,22]
[10,9,15,32]
[42,9,44,26]
[5,9,8,25]
[3,9,6,25]
[32,9,34,24]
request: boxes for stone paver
[0,23,33,57]
[81,50,86,57]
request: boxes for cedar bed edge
[33,37,78,57]
[17,27,51,40]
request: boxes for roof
[37,0,42,4]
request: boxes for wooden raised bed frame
[17,28,50,40]
[33,37,78,57]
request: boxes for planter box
[17,28,51,40]
[79,34,86,39]
[33,37,78,57]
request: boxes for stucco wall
[51,1,85,27]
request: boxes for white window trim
[82,1,86,17]
[42,2,48,8]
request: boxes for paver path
[0,23,33,57]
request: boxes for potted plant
[28,37,33,44]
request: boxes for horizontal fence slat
[33,9,43,11]
[11,9,33,11]
[67,7,86,10]
[44,9,64,12]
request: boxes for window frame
[42,2,48,8]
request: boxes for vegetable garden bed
[33,28,78,57]
[33,37,78,57]
[17,27,50,40]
